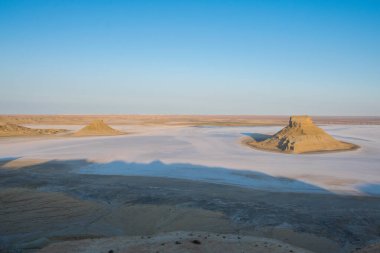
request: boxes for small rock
[192,239,201,245]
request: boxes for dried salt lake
[1,124,379,195]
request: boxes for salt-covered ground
[1,125,379,195]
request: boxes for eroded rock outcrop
[245,116,357,154]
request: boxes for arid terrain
[2,0,379,251]
[1,115,380,253]
[1,114,380,126]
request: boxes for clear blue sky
[0,0,379,115]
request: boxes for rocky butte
[244,115,358,154]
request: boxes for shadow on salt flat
[358,184,380,196]
[78,160,331,194]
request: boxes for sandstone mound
[244,116,357,154]
[0,123,67,137]
[73,120,123,136]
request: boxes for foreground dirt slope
[39,231,314,253]
[0,187,233,251]
[1,159,380,253]
[245,116,357,153]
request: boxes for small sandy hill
[244,116,357,154]
[0,123,67,137]
[73,120,123,136]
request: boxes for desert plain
[1,115,380,253]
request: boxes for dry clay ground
[1,159,380,253]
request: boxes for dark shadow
[358,184,380,195]
[4,158,380,197]
[79,159,333,194]
[1,158,380,252]
[0,158,330,194]
[241,132,271,142]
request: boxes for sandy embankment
[0,123,68,137]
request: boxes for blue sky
[0,0,379,115]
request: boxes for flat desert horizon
[2,114,380,126]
